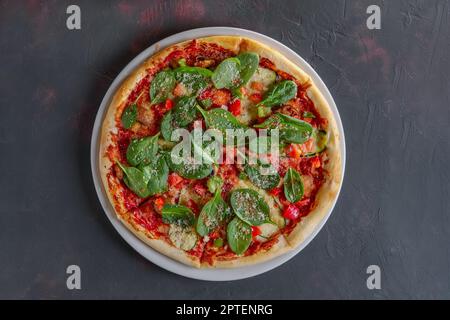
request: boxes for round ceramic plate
[90,27,346,281]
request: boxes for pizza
[99,36,343,268]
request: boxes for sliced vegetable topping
[304,129,329,156]
[283,204,301,220]
[169,224,198,251]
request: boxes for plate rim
[90,26,346,281]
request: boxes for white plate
[90,27,346,281]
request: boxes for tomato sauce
[132,200,165,235]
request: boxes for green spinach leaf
[172,96,198,127]
[284,167,304,203]
[161,111,181,142]
[161,204,195,226]
[174,68,211,96]
[126,133,159,166]
[197,106,246,133]
[174,65,213,77]
[141,154,169,195]
[116,161,150,198]
[257,80,297,108]
[166,151,213,179]
[211,57,241,89]
[121,104,137,129]
[244,162,280,190]
[150,70,176,104]
[227,217,252,255]
[196,190,232,237]
[236,52,259,85]
[230,188,270,226]
[254,113,313,144]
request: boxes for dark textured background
[0,0,449,299]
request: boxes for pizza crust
[98,35,343,268]
[116,211,202,268]
[202,234,291,268]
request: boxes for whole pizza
[99,36,343,268]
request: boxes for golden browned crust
[117,211,201,268]
[201,235,290,268]
[98,35,343,268]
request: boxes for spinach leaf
[257,80,297,108]
[150,70,176,104]
[227,217,252,255]
[174,65,213,77]
[166,151,213,179]
[236,52,259,85]
[284,167,304,203]
[211,57,241,89]
[196,190,232,237]
[211,53,259,90]
[116,161,150,198]
[244,162,280,190]
[254,113,313,144]
[161,111,181,142]
[277,113,313,144]
[230,188,270,226]
[174,66,211,96]
[161,204,195,226]
[197,106,246,133]
[141,154,169,195]
[126,133,159,166]
[121,104,137,129]
[172,96,198,127]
